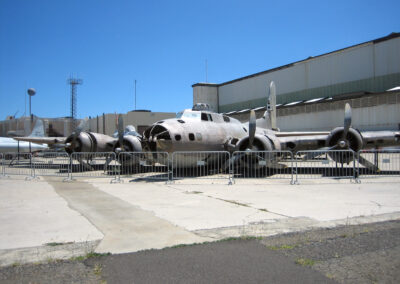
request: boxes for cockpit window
[223,116,230,122]
[201,113,208,121]
[208,114,213,121]
[177,112,201,119]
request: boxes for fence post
[64,154,74,182]
[289,152,295,185]
[353,150,361,183]
[228,152,233,185]
[0,153,4,177]
[110,152,121,183]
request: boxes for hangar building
[192,33,400,131]
[0,110,175,138]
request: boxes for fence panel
[117,152,169,181]
[32,152,70,178]
[171,151,231,182]
[2,153,34,178]
[232,151,294,182]
[357,149,400,179]
[70,152,118,180]
[0,153,3,177]
[295,150,356,182]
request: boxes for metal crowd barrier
[171,151,231,183]
[32,152,70,178]
[0,153,3,177]
[357,149,400,179]
[1,150,400,183]
[231,150,294,182]
[70,152,118,180]
[294,150,357,183]
[117,152,169,182]
[2,153,34,178]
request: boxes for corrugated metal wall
[218,37,400,113]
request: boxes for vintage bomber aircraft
[142,82,400,169]
[14,116,142,155]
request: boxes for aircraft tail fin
[28,119,45,137]
[256,81,277,130]
[269,81,277,130]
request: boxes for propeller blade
[248,110,256,149]
[69,118,88,151]
[118,114,124,151]
[342,103,352,140]
[358,155,379,172]
[269,81,277,129]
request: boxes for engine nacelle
[114,136,143,166]
[65,132,115,154]
[113,136,142,153]
[326,127,363,163]
[236,134,274,152]
[65,132,95,154]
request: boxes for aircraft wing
[277,134,329,152]
[275,131,330,137]
[277,130,400,152]
[13,137,67,145]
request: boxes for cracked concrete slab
[0,178,103,250]
[46,179,209,254]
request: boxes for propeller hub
[338,140,347,148]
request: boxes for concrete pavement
[0,176,399,266]
[0,178,103,250]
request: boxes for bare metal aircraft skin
[14,119,142,155]
[143,82,400,168]
[0,119,49,153]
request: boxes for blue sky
[0,0,399,119]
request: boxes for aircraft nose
[147,124,173,151]
[149,125,171,141]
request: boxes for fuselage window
[175,134,181,141]
[223,116,230,122]
[196,133,202,141]
[188,133,195,141]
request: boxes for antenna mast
[67,77,83,132]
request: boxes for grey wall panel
[277,103,400,132]
[308,44,374,88]
[218,63,306,106]
[374,37,400,76]
[215,37,400,113]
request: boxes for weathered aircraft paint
[142,82,400,168]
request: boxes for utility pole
[67,77,83,133]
